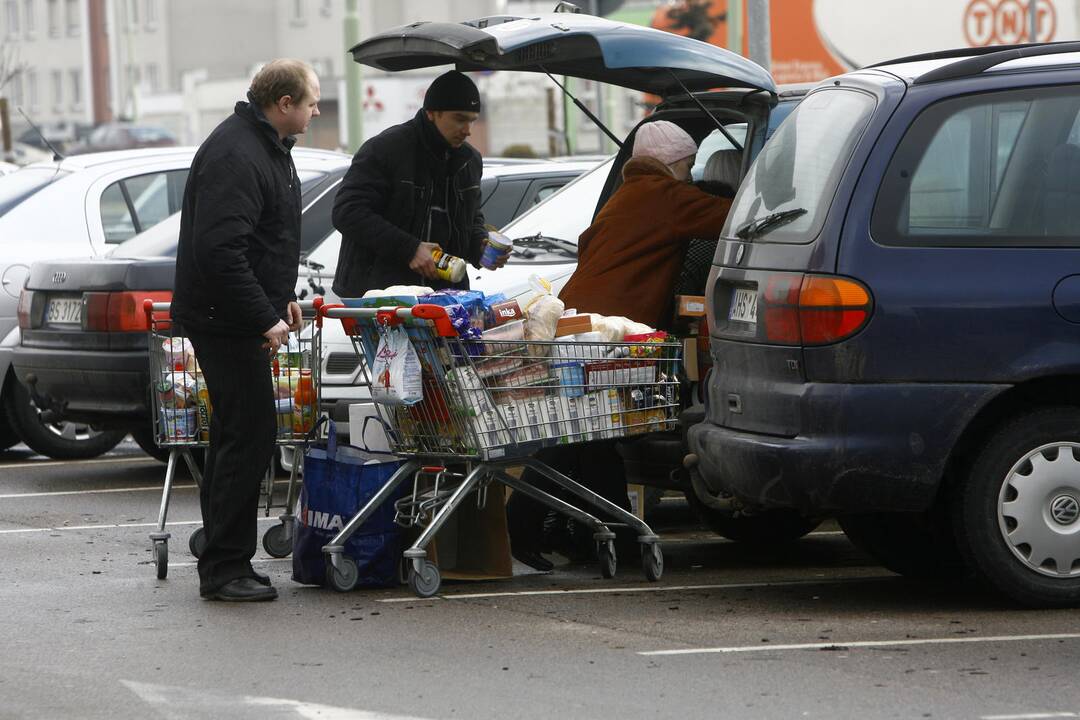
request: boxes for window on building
[128,0,137,25]
[46,0,57,35]
[145,63,158,93]
[320,0,332,17]
[64,0,78,35]
[10,74,22,106]
[51,68,62,108]
[5,0,19,36]
[126,65,141,90]
[23,0,34,35]
[291,0,305,25]
[25,68,37,108]
[144,0,156,27]
[69,68,81,108]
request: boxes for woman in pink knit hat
[507,120,733,572]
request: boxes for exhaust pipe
[683,453,737,511]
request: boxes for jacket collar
[235,95,296,155]
[412,109,471,169]
[622,155,673,180]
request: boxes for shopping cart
[142,298,325,579]
[319,303,680,597]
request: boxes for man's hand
[409,241,441,279]
[286,301,302,332]
[262,319,290,354]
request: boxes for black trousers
[506,439,631,552]
[186,330,277,594]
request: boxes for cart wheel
[599,541,617,579]
[408,560,441,598]
[188,526,207,559]
[262,523,292,559]
[642,543,663,582]
[154,540,168,579]
[326,555,359,593]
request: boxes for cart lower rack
[319,303,680,597]
[142,298,325,579]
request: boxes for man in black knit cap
[332,70,505,298]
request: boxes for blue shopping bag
[292,418,405,588]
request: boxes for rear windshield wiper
[735,208,807,240]
[512,233,578,259]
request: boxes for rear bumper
[688,382,1007,514]
[12,346,149,421]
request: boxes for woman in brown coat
[508,121,734,571]
[559,120,733,328]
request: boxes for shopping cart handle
[410,304,457,338]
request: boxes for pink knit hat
[632,121,698,166]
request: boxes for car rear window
[0,168,62,219]
[723,88,876,244]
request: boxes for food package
[156,372,196,410]
[602,388,625,439]
[498,402,525,444]
[445,366,493,417]
[587,315,654,343]
[516,397,548,443]
[552,362,585,398]
[523,275,564,343]
[420,289,487,329]
[562,395,589,442]
[555,314,593,337]
[624,331,669,358]
[160,407,198,440]
[490,361,554,404]
[470,406,509,451]
[582,391,607,440]
[540,395,566,442]
[194,374,212,441]
[487,299,523,327]
[162,337,196,373]
[584,360,658,390]
[370,326,423,405]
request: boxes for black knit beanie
[423,71,481,112]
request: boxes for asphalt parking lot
[1,442,1078,720]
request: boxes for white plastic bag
[370,326,423,405]
[587,314,654,343]
[523,274,564,343]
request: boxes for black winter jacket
[331,110,486,298]
[172,99,300,336]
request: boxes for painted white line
[981,713,1080,719]
[639,633,1080,656]
[0,455,155,470]
[375,576,891,603]
[168,557,291,569]
[0,516,280,535]
[0,484,197,499]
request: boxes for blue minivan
[689,43,1080,607]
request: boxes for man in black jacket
[332,70,504,298]
[172,59,320,602]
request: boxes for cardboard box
[555,314,593,337]
[423,485,513,581]
[626,483,647,521]
[677,295,707,317]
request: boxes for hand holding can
[481,230,513,270]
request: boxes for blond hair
[249,59,314,108]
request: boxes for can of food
[432,248,467,283]
[480,231,513,270]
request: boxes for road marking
[982,713,1080,719]
[0,478,294,499]
[0,455,155,470]
[168,557,290,569]
[0,516,280,535]
[639,633,1080,656]
[122,680,436,720]
[375,576,892,603]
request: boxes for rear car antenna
[665,69,743,153]
[16,107,66,162]
[542,69,623,149]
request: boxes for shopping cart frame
[142,297,325,579]
[319,303,674,597]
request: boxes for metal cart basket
[320,303,680,597]
[142,298,324,579]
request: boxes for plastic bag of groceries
[370,325,423,405]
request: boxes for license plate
[46,298,82,325]
[729,288,758,324]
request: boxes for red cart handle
[410,303,457,338]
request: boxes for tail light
[763,274,872,345]
[17,289,34,330]
[83,291,172,332]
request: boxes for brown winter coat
[558,156,732,330]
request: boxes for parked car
[0,161,18,176]
[0,146,346,459]
[686,42,1080,607]
[10,157,597,461]
[68,123,178,155]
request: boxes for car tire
[952,407,1080,608]
[684,488,822,545]
[131,425,171,463]
[0,413,21,451]
[2,375,126,460]
[838,505,965,580]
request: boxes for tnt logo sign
[964,0,1057,46]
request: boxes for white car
[0,146,350,458]
[0,161,18,176]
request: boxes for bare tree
[0,41,29,96]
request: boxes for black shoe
[251,569,271,586]
[511,544,554,572]
[201,577,278,602]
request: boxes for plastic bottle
[431,247,467,283]
[292,369,315,434]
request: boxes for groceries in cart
[336,278,681,459]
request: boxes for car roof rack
[867,42,1045,69]
[912,41,1080,85]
